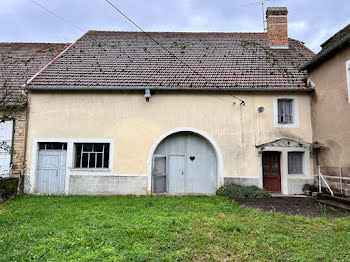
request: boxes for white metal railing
[318,166,334,196]
[339,166,343,194]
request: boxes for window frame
[274,96,299,128]
[73,142,111,170]
[288,151,304,174]
[278,99,293,124]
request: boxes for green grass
[0,196,349,262]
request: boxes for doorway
[36,142,67,194]
[262,151,281,193]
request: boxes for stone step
[316,199,350,212]
[317,193,350,207]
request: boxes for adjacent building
[302,24,350,195]
[0,42,69,190]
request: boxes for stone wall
[317,167,350,196]
[11,109,27,179]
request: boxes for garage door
[36,143,67,194]
[152,132,217,194]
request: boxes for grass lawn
[0,196,349,262]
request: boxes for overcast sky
[0,0,349,53]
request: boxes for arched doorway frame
[147,127,224,193]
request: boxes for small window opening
[288,152,303,174]
[278,99,293,124]
[39,142,67,150]
[74,143,110,169]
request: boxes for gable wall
[309,45,350,167]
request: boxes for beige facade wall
[25,90,314,195]
[309,46,350,167]
[308,45,350,195]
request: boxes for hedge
[216,183,270,199]
[0,177,18,201]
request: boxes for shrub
[216,183,270,199]
[0,177,19,201]
[302,184,318,193]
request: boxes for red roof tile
[27,31,314,91]
[0,42,70,103]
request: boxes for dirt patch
[235,197,350,218]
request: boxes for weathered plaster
[25,91,314,194]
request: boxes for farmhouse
[24,7,316,195]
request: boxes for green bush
[302,184,318,193]
[216,183,270,199]
[0,178,18,201]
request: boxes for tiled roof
[0,43,70,103]
[302,24,350,70]
[27,31,314,91]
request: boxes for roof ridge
[321,23,350,48]
[86,30,267,35]
[0,42,70,45]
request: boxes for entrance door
[262,151,281,193]
[36,144,67,194]
[168,155,185,194]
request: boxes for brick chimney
[266,7,288,49]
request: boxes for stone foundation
[68,175,148,195]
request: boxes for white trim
[69,174,147,177]
[257,146,311,195]
[29,138,114,194]
[146,127,224,194]
[26,44,72,85]
[224,176,260,179]
[268,23,288,26]
[346,60,350,103]
[267,15,287,18]
[273,96,299,128]
[269,45,289,49]
[26,33,88,86]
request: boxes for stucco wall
[25,90,313,194]
[309,45,350,168]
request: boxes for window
[288,152,303,174]
[74,143,110,168]
[278,99,293,124]
[39,142,67,150]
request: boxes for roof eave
[301,35,350,71]
[26,86,314,92]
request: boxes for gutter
[26,86,314,92]
[301,34,350,71]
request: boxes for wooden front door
[262,152,281,193]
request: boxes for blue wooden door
[154,132,217,195]
[168,155,185,194]
[36,150,67,194]
[186,134,217,194]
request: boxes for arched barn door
[152,131,217,195]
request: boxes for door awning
[256,138,326,156]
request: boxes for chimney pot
[266,7,289,49]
